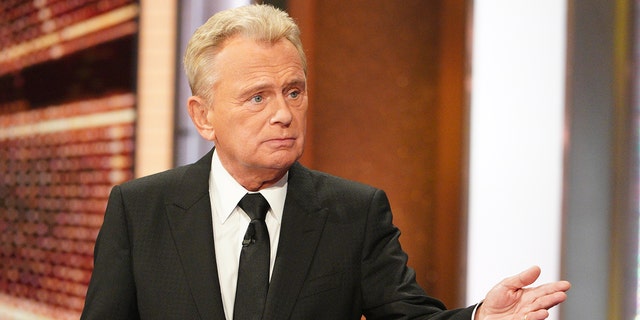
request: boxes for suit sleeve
[361,189,474,320]
[81,185,140,319]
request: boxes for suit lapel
[165,149,226,319]
[263,163,328,320]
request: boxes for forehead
[213,36,304,76]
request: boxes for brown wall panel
[288,0,468,308]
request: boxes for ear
[187,95,216,141]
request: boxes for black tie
[233,193,270,320]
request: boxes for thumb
[503,265,541,290]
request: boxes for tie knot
[238,193,270,221]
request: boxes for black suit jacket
[81,149,475,319]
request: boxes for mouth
[264,137,297,148]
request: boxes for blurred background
[0,0,636,319]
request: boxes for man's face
[206,36,307,178]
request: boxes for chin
[268,151,301,169]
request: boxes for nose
[269,95,293,126]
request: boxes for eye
[251,95,264,103]
[288,90,300,99]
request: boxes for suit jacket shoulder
[82,150,220,319]
[118,149,212,209]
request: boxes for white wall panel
[466,2,567,319]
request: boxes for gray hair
[183,4,306,101]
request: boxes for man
[81,4,570,320]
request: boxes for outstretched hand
[475,266,571,320]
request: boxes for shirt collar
[209,149,287,224]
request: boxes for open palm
[475,266,571,320]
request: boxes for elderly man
[81,4,569,320]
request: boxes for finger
[527,290,568,310]
[524,280,571,305]
[524,309,550,320]
[530,280,571,296]
[502,265,541,290]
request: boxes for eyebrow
[239,77,307,97]
[286,78,307,90]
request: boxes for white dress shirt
[208,150,287,320]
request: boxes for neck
[234,170,286,191]
[220,159,289,191]
[214,150,293,191]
